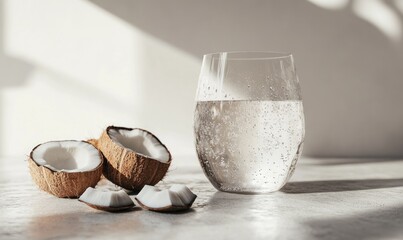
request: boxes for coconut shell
[28,142,103,198]
[86,139,98,148]
[97,126,171,191]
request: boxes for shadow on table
[207,189,403,240]
[282,178,403,194]
[305,203,403,240]
[307,158,403,166]
[25,211,143,239]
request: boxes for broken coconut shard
[97,126,172,191]
[135,184,197,212]
[28,140,103,198]
[79,187,135,212]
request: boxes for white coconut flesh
[79,187,134,208]
[170,184,197,205]
[108,128,170,163]
[31,141,101,173]
[136,185,197,209]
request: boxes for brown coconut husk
[85,138,98,148]
[28,141,103,198]
[97,126,171,191]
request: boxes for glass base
[211,182,287,194]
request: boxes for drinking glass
[194,51,305,193]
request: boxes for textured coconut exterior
[28,142,103,198]
[86,139,98,148]
[97,126,171,191]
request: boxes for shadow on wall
[0,1,33,154]
[88,0,403,158]
[0,0,200,157]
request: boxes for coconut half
[97,126,171,191]
[79,187,135,212]
[135,184,197,212]
[28,140,103,198]
[86,138,98,148]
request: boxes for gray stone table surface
[2,156,403,240]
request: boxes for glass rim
[203,51,293,60]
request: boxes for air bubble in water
[194,100,304,192]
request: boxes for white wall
[0,0,199,158]
[1,0,403,158]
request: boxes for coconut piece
[169,184,197,206]
[86,139,98,148]
[135,185,183,209]
[79,187,135,212]
[97,126,171,191]
[135,185,197,212]
[28,140,103,198]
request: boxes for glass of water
[194,52,305,193]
